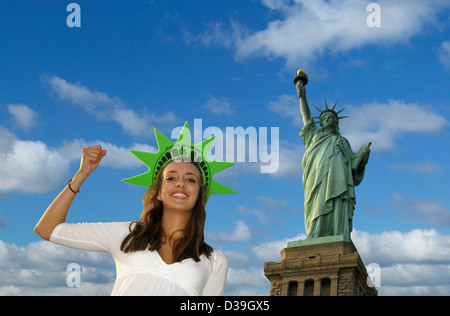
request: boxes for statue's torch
[293,69,308,86]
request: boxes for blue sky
[0,0,449,296]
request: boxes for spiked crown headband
[122,122,237,202]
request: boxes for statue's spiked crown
[312,99,349,125]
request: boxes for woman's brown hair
[120,162,213,262]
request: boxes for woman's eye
[166,177,175,181]
[186,178,196,183]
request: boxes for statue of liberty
[294,70,371,240]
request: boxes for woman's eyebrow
[166,170,198,177]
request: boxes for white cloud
[381,264,450,288]
[272,139,303,178]
[268,90,448,154]
[239,228,450,295]
[250,233,305,262]
[438,41,450,69]
[207,220,252,243]
[58,139,157,169]
[2,227,449,295]
[341,100,448,150]
[267,94,301,126]
[269,97,448,152]
[42,75,176,137]
[0,240,115,296]
[233,0,450,66]
[0,126,70,195]
[227,266,269,288]
[191,0,450,67]
[352,228,450,295]
[0,125,158,196]
[352,228,450,265]
[203,95,234,116]
[7,104,38,131]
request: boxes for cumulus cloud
[352,229,450,265]
[352,229,450,295]
[268,96,448,151]
[227,266,269,288]
[1,227,449,295]
[0,240,115,296]
[42,75,176,137]
[199,0,450,66]
[58,139,157,169]
[0,124,159,196]
[271,139,303,178]
[251,233,305,262]
[341,100,448,150]
[7,104,38,131]
[207,220,252,243]
[0,126,70,195]
[228,227,450,295]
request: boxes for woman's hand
[78,145,107,178]
[35,145,107,241]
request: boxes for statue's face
[320,112,338,129]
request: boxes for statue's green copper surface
[295,70,371,240]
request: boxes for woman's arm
[34,145,106,241]
[202,250,229,296]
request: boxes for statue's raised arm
[294,70,311,125]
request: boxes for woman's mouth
[171,192,188,199]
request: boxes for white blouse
[50,222,228,296]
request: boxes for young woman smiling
[35,145,229,296]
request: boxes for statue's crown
[312,99,348,124]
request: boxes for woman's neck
[161,207,191,240]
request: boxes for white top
[50,222,228,296]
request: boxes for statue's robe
[300,119,369,238]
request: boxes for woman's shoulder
[208,248,228,267]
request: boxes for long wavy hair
[120,162,213,262]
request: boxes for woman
[34,144,228,296]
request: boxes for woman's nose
[176,179,185,187]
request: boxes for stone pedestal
[264,236,377,296]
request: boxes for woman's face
[157,161,201,212]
